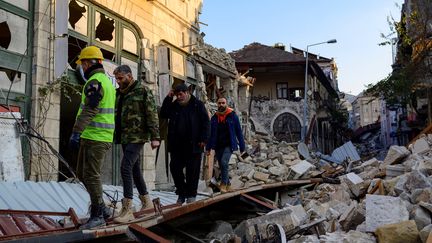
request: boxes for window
[3,0,28,10]
[276,82,288,99]
[95,11,115,47]
[288,87,304,101]
[122,28,137,54]
[0,9,28,55]
[68,0,88,36]
[67,0,141,80]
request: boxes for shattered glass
[95,11,115,47]
[68,0,88,36]
[0,67,26,93]
[0,9,28,54]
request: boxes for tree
[366,0,432,117]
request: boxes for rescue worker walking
[112,65,160,223]
[69,46,115,229]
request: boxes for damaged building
[229,42,343,153]
[0,0,251,191]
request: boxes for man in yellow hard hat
[69,46,116,229]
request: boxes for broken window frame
[0,0,33,112]
[156,42,192,103]
[67,0,142,83]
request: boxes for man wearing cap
[69,46,116,229]
[160,83,210,204]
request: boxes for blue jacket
[207,111,245,153]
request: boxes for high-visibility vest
[76,72,115,142]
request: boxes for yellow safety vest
[76,72,115,142]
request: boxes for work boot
[176,195,185,204]
[226,183,232,192]
[113,198,135,224]
[186,197,196,204]
[219,183,227,193]
[79,204,106,230]
[138,194,153,211]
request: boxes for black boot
[80,204,106,230]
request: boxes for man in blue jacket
[206,97,245,193]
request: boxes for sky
[200,0,404,96]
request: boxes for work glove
[69,132,81,150]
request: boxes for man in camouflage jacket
[113,65,160,223]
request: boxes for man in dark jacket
[206,97,245,192]
[113,65,160,223]
[160,83,209,204]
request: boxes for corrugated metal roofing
[331,141,361,162]
[0,181,206,218]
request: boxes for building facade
[0,0,245,189]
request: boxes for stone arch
[270,109,303,142]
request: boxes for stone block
[320,231,376,242]
[383,145,410,166]
[343,172,365,197]
[411,188,432,204]
[234,208,299,242]
[365,195,409,232]
[414,206,432,230]
[289,160,314,179]
[375,220,420,243]
[413,137,430,154]
[406,170,431,193]
[253,171,269,182]
[420,224,432,243]
[339,202,365,231]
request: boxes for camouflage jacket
[114,80,160,144]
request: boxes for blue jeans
[215,147,232,185]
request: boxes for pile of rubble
[206,133,432,242]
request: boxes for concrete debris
[202,132,432,242]
[375,220,420,243]
[365,195,409,232]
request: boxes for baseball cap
[174,83,189,93]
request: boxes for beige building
[0,0,244,189]
[351,94,381,130]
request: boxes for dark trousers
[76,138,111,205]
[121,143,148,199]
[170,150,202,198]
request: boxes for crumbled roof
[229,42,305,63]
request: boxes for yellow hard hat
[76,46,104,65]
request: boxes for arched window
[273,112,301,142]
[67,0,141,83]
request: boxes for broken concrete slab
[339,202,366,231]
[382,145,410,166]
[412,137,430,154]
[414,206,432,230]
[234,207,303,242]
[252,171,269,182]
[320,230,376,243]
[405,170,432,193]
[342,172,367,197]
[289,160,314,179]
[375,220,420,243]
[365,195,409,232]
[420,224,432,243]
[411,188,432,204]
